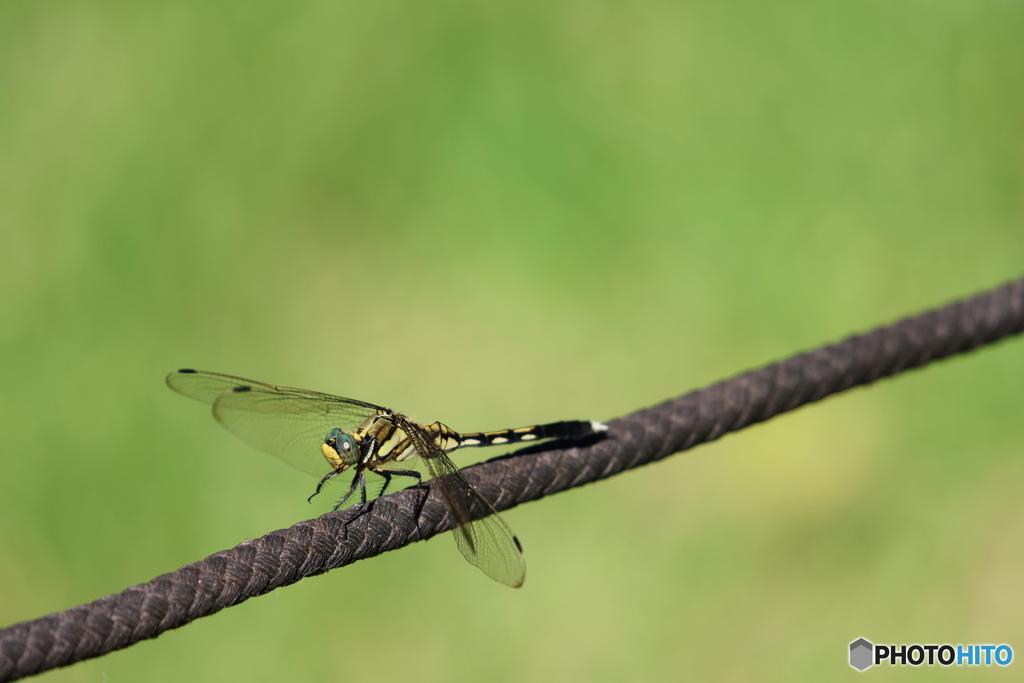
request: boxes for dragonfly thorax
[321,428,361,469]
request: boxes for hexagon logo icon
[850,638,873,671]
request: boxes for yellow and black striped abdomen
[453,420,606,450]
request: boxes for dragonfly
[166,369,607,587]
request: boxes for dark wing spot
[233,385,252,392]
[513,536,523,552]
[178,368,197,373]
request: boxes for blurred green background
[1,0,1023,680]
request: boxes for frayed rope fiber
[3,277,1024,681]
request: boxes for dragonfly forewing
[166,369,382,476]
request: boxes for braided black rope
[3,278,1024,681]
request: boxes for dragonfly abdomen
[455,420,606,449]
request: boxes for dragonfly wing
[406,423,526,588]
[167,369,382,476]
[211,400,340,476]
[166,369,272,404]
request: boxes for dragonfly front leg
[308,468,343,503]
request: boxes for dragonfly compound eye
[320,428,359,468]
[323,430,364,466]
[334,432,360,466]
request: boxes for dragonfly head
[322,428,361,468]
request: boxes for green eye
[326,431,360,465]
[336,433,357,453]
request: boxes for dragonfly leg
[308,468,344,503]
[374,468,421,497]
[333,469,367,510]
[358,470,368,505]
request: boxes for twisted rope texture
[3,278,1024,681]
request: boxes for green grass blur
[1,0,1023,680]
